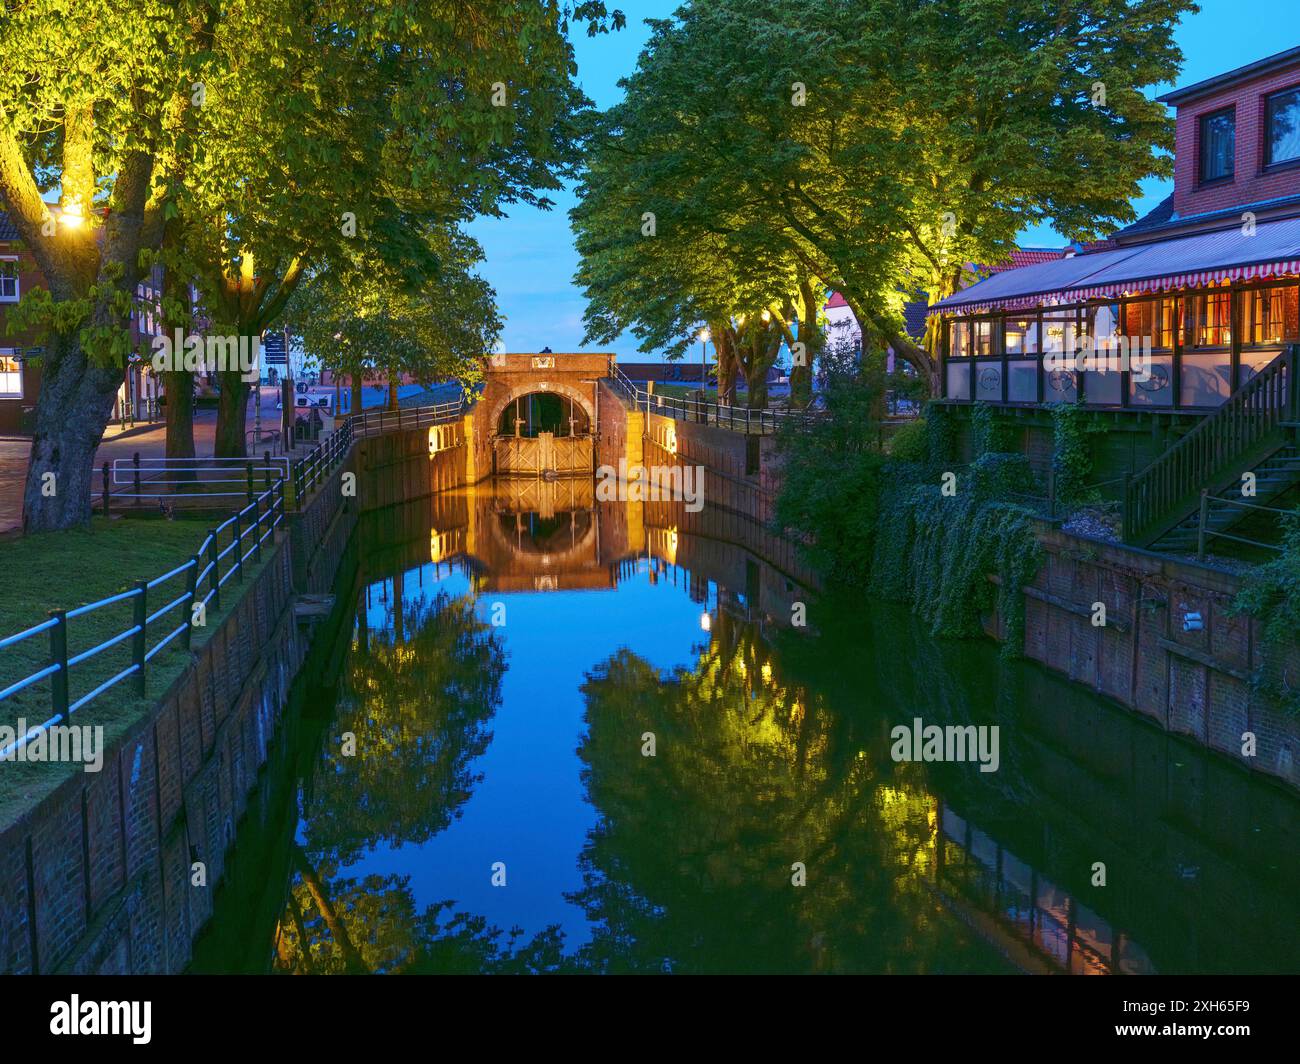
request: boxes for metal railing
[1195,490,1289,559]
[291,415,355,503]
[606,358,826,435]
[1125,345,1300,546]
[350,396,466,438]
[101,454,291,509]
[0,481,286,756]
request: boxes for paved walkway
[0,384,445,534]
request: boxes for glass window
[972,319,997,357]
[0,350,21,397]
[946,360,971,400]
[1084,367,1122,405]
[950,321,970,358]
[1240,348,1283,388]
[1246,285,1300,344]
[1266,87,1300,166]
[1186,291,1232,347]
[1043,367,1078,403]
[0,260,18,301]
[975,362,1002,401]
[1180,351,1231,407]
[1004,317,1038,355]
[1007,360,1037,402]
[1199,108,1235,183]
[1041,312,1076,355]
[1130,354,1173,407]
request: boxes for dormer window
[1198,107,1235,184]
[1265,86,1300,166]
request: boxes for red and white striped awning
[930,217,1300,317]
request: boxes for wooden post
[251,494,262,564]
[101,462,111,517]
[208,529,221,612]
[49,610,68,719]
[232,512,243,581]
[246,460,254,501]
[132,451,141,507]
[263,450,272,490]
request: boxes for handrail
[1125,345,1299,545]
[0,479,287,752]
[604,356,825,435]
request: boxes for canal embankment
[0,442,360,974]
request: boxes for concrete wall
[0,448,359,974]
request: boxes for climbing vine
[870,453,1043,657]
[971,402,1017,457]
[1051,401,1100,510]
[923,400,957,473]
[1230,506,1300,716]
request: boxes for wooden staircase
[1124,345,1300,550]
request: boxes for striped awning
[930,215,1300,316]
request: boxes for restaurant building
[931,46,1300,549]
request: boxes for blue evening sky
[467,0,1297,361]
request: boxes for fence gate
[493,432,593,476]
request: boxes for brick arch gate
[473,352,611,476]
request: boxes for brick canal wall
[997,528,1300,791]
[0,448,359,974]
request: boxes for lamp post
[698,327,711,422]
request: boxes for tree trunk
[292,846,367,974]
[214,369,249,458]
[22,333,121,532]
[746,364,769,409]
[164,371,197,484]
[387,378,398,411]
[350,375,363,417]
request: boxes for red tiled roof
[982,248,1069,274]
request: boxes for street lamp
[699,327,710,398]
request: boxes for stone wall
[0,449,358,974]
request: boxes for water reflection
[193,483,1300,975]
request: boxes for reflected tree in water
[568,606,1001,973]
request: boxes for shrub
[888,418,928,464]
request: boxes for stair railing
[1125,344,1299,545]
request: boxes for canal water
[192,482,1300,975]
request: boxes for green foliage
[923,400,958,472]
[971,403,1018,457]
[870,455,1042,655]
[1231,508,1300,715]
[888,418,928,464]
[1051,402,1099,510]
[774,370,886,586]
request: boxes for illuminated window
[949,321,970,357]
[0,350,22,397]
[1004,317,1038,354]
[1246,286,1300,344]
[0,260,18,301]
[1187,291,1231,347]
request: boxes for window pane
[1180,351,1231,406]
[1007,360,1037,402]
[1004,317,1038,354]
[1084,369,1122,405]
[975,362,1002,401]
[0,261,17,300]
[946,360,971,399]
[1268,88,1300,166]
[1130,354,1173,407]
[1043,368,1078,403]
[1041,314,1076,354]
[0,351,21,397]
[1247,286,1299,343]
[1187,291,1232,347]
[1200,110,1235,182]
[950,321,970,358]
[1240,348,1283,388]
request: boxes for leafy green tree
[573,0,1191,393]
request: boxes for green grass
[0,515,276,829]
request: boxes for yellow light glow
[761,662,772,683]
[59,203,85,229]
[699,611,711,631]
[760,309,771,322]
[699,328,711,343]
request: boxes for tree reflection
[569,606,1000,973]
[303,588,504,860]
[269,584,569,973]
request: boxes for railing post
[263,450,272,490]
[101,462,111,517]
[132,451,142,507]
[132,581,147,696]
[1197,488,1209,560]
[251,493,262,564]
[232,511,243,581]
[49,610,68,720]
[208,529,221,612]
[246,460,254,501]
[183,557,198,651]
